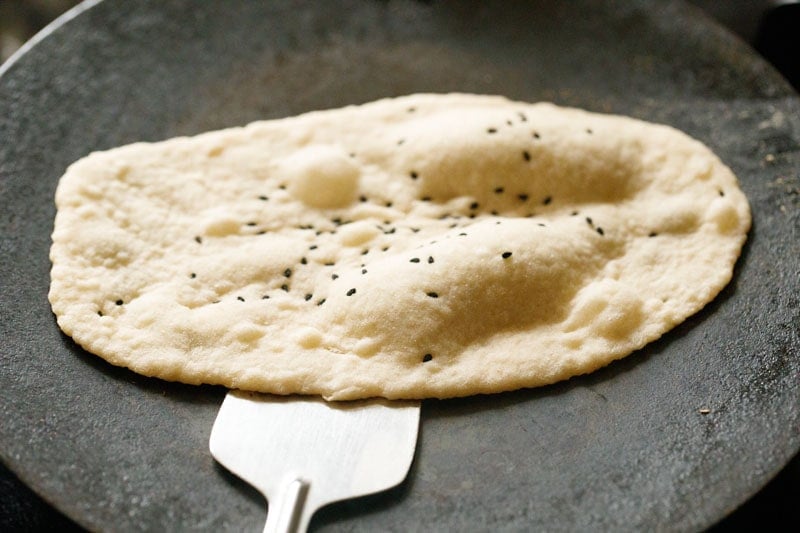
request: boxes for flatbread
[48,94,750,400]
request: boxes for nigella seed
[332,274,339,280]
[649,232,658,237]
[470,201,479,210]
[385,201,393,207]
[284,268,292,278]
[359,195,367,202]
[487,128,497,134]
[542,196,552,205]
[115,299,123,306]
[300,257,307,265]
[346,288,356,296]
[324,262,335,266]
[190,273,196,279]
[281,284,289,292]
[596,227,605,236]
[518,194,529,201]
[459,232,467,236]
[586,217,594,226]
[382,246,389,252]
[362,269,367,274]
[410,171,418,180]
[97,311,103,316]
[421,196,432,202]
[317,298,326,306]
[279,184,287,190]
[523,150,531,161]
[194,236,203,244]
[586,128,593,134]
[423,353,433,363]
[719,189,725,197]
[237,296,245,302]
[533,132,541,139]
[410,258,420,263]
[518,112,527,122]
[361,249,369,255]
[262,295,270,299]
[258,195,269,201]
[494,187,505,194]
[538,223,546,227]
[411,228,421,233]
[571,211,579,216]
[427,292,439,298]
[304,294,313,301]
[246,221,257,227]
[309,245,318,250]
[502,251,512,259]
[428,256,434,264]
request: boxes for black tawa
[1,1,798,531]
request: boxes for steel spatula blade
[209,391,421,532]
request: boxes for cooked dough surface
[49,94,750,400]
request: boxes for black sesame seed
[487,128,497,134]
[237,296,245,302]
[97,311,103,316]
[362,269,367,274]
[491,210,499,216]
[518,193,529,201]
[347,288,356,296]
[411,228,421,233]
[278,184,286,190]
[410,171,418,180]
[349,152,356,158]
[317,298,326,306]
[258,195,269,201]
[194,236,203,244]
[459,232,467,236]
[385,201,393,207]
[284,268,292,278]
[421,196,432,202]
[325,262,335,266]
[649,232,658,238]
[423,353,433,363]
[281,284,289,292]
[719,190,725,197]
[262,295,270,299]
[538,223,546,227]
[586,217,594,226]
[571,211,579,216]
[246,221,257,226]
[359,195,367,202]
[502,251,513,259]
[190,273,196,279]
[304,293,313,301]
[596,227,605,236]
[586,128,593,134]
[410,258,420,263]
[470,201,479,210]
[382,246,390,252]
[542,196,552,205]
[300,257,308,265]
[533,132,541,139]
[523,150,531,162]
[494,187,505,194]
[449,223,458,228]
[361,249,369,255]
[518,112,528,122]
[332,274,339,280]
[309,245,318,250]
[427,292,439,298]
[115,299,123,306]
[428,256,434,264]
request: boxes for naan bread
[49,94,750,400]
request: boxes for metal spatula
[209,390,421,532]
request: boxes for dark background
[0,1,797,531]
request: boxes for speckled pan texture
[1,0,798,531]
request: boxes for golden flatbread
[49,94,750,400]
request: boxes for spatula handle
[263,478,310,533]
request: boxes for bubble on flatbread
[49,94,750,400]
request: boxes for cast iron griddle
[1,0,798,530]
